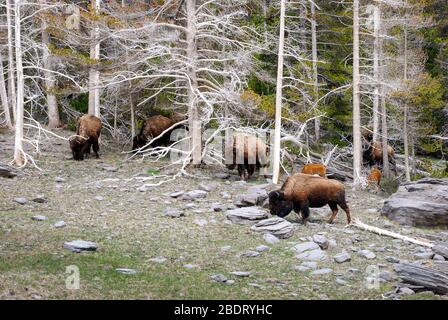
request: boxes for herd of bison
[68,113,397,225]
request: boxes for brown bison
[363,134,397,173]
[69,114,102,161]
[268,173,351,225]
[367,167,382,192]
[301,163,327,178]
[226,132,269,181]
[132,115,179,151]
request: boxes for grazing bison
[226,132,269,181]
[132,115,179,151]
[69,114,102,161]
[367,167,382,192]
[301,163,327,178]
[363,140,397,173]
[268,173,351,225]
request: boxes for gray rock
[215,173,230,179]
[293,242,320,254]
[169,191,184,198]
[212,203,226,212]
[210,274,228,282]
[116,268,137,275]
[14,197,27,205]
[230,271,251,277]
[221,245,232,252]
[433,254,446,261]
[183,264,198,269]
[220,192,231,199]
[312,235,329,250]
[234,187,268,207]
[432,242,448,259]
[263,233,280,245]
[32,195,48,203]
[301,261,318,270]
[310,268,333,276]
[241,250,260,258]
[182,190,208,200]
[398,287,415,295]
[32,215,47,221]
[297,248,328,262]
[334,251,351,264]
[225,280,235,285]
[194,218,208,226]
[358,249,376,260]
[199,183,217,192]
[64,240,98,252]
[294,266,310,272]
[256,245,270,252]
[163,207,184,218]
[386,256,400,263]
[381,178,448,227]
[413,252,434,260]
[55,176,65,183]
[94,196,104,201]
[250,217,294,239]
[54,220,66,228]
[97,164,118,172]
[149,256,167,263]
[336,278,348,285]
[379,271,394,282]
[226,207,268,225]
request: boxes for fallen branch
[352,218,434,248]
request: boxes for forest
[0,0,448,301]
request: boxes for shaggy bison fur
[367,167,382,192]
[132,115,179,151]
[69,114,102,161]
[226,132,269,181]
[268,173,351,224]
[301,163,327,178]
[363,134,397,173]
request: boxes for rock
[54,220,66,228]
[199,183,217,192]
[163,207,184,218]
[250,217,294,239]
[55,176,65,183]
[14,197,27,205]
[95,196,104,201]
[312,235,329,250]
[215,173,230,179]
[381,178,448,227]
[116,268,137,275]
[263,233,280,245]
[32,195,48,203]
[182,190,208,200]
[398,287,415,295]
[31,215,47,221]
[367,209,377,214]
[64,240,98,252]
[334,251,351,264]
[220,192,231,199]
[296,249,328,262]
[241,251,260,258]
[433,254,446,261]
[169,191,184,198]
[358,249,376,260]
[294,266,310,272]
[293,242,320,254]
[210,274,228,282]
[310,268,333,276]
[234,187,268,207]
[221,245,232,252]
[137,186,147,192]
[149,256,167,263]
[413,252,434,260]
[0,164,18,178]
[256,245,270,252]
[97,164,118,172]
[379,271,393,282]
[336,278,348,285]
[432,242,448,259]
[230,271,251,277]
[194,218,208,227]
[226,207,268,225]
[225,280,235,285]
[386,256,400,263]
[394,262,448,295]
[212,203,226,212]
[183,264,198,269]
[301,261,318,270]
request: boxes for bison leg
[247,164,256,180]
[237,164,246,180]
[297,201,310,225]
[92,138,100,159]
[328,201,339,224]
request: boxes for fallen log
[0,164,18,178]
[433,242,448,259]
[394,262,448,295]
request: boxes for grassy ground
[0,129,447,300]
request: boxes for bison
[363,134,397,173]
[132,115,179,151]
[69,114,102,161]
[268,173,351,225]
[226,132,269,181]
[367,167,382,192]
[301,163,327,178]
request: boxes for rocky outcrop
[381,178,448,227]
[250,217,294,239]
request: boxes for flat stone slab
[54,221,66,228]
[227,207,269,225]
[296,248,328,262]
[263,233,280,245]
[250,217,294,239]
[230,271,251,277]
[293,242,320,254]
[163,207,184,218]
[358,249,376,260]
[64,240,98,252]
[182,190,208,200]
[116,268,137,275]
[334,251,351,264]
[14,197,27,205]
[31,215,47,221]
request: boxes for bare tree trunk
[262,0,269,46]
[0,50,13,129]
[403,25,411,181]
[380,88,390,177]
[186,0,201,165]
[372,4,380,141]
[6,0,16,123]
[41,2,60,128]
[352,0,362,187]
[130,92,135,138]
[272,0,286,185]
[88,0,101,117]
[310,1,320,141]
[13,0,24,166]
[410,133,416,176]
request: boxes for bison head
[132,135,148,151]
[69,137,87,161]
[268,190,293,218]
